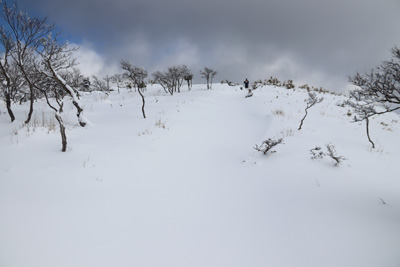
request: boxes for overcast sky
[15,0,400,92]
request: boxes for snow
[0,84,400,267]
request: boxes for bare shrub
[325,143,346,166]
[266,77,281,87]
[310,144,346,166]
[254,138,284,155]
[310,146,325,159]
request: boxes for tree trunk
[55,113,67,152]
[366,117,375,149]
[25,84,35,124]
[187,80,190,90]
[138,88,146,119]
[298,107,309,130]
[5,92,15,122]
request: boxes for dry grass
[155,117,167,129]
[272,109,285,116]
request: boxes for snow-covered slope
[1,84,399,267]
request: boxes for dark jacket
[244,79,249,89]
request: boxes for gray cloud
[15,0,400,92]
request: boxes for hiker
[243,78,253,98]
[244,79,249,89]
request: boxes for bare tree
[62,68,84,91]
[152,65,192,95]
[91,75,109,95]
[298,92,323,130]
[36,34,87,127]
[167,66,181,93]
[121,60,147,118]
[103,75,112,92]
[347,46,400,148]
[34,34,88,151]
[39,75,69,151]
[184,73,193,91]
[1,1,88,151]
[178,65,192,91]
[152,70,171,94]
[200,67,217,89]
[0,27,25,122]
[81,77,90,91]
[1,1,54,124]
[111,74,124,93]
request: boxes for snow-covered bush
[266,76,282,87]
[310,144,346,166]
[283,80,295,89]
[254,138,284,155]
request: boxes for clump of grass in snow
[155,118,167,129]
[272,109,285,116]
[138,128,152,136]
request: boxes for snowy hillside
[1,83,399,267]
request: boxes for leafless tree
[184,73,193,91]
[81,77,90,91]
[103,75,112,92]
[152,70,171,94]
[0,27,25,122]
[347,46,400,148]
[62,68,84,91]
[91,75,109,95]
[167,66,182,93]
[1,1,88,151]
[39,75,69,151]
[121,60,147,118]
[36,34,87,127]
[200,67,217,89]
[178,65,192,91]
[152,65,192,95]
[34,34,88,151]
[111,74,124,93]
[298,92,323,130]
[1,1,54,124]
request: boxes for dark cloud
[14,0,400,91]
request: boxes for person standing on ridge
[243,78,253,98]
[244,78,249,89]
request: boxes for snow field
[0,84,399,267]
